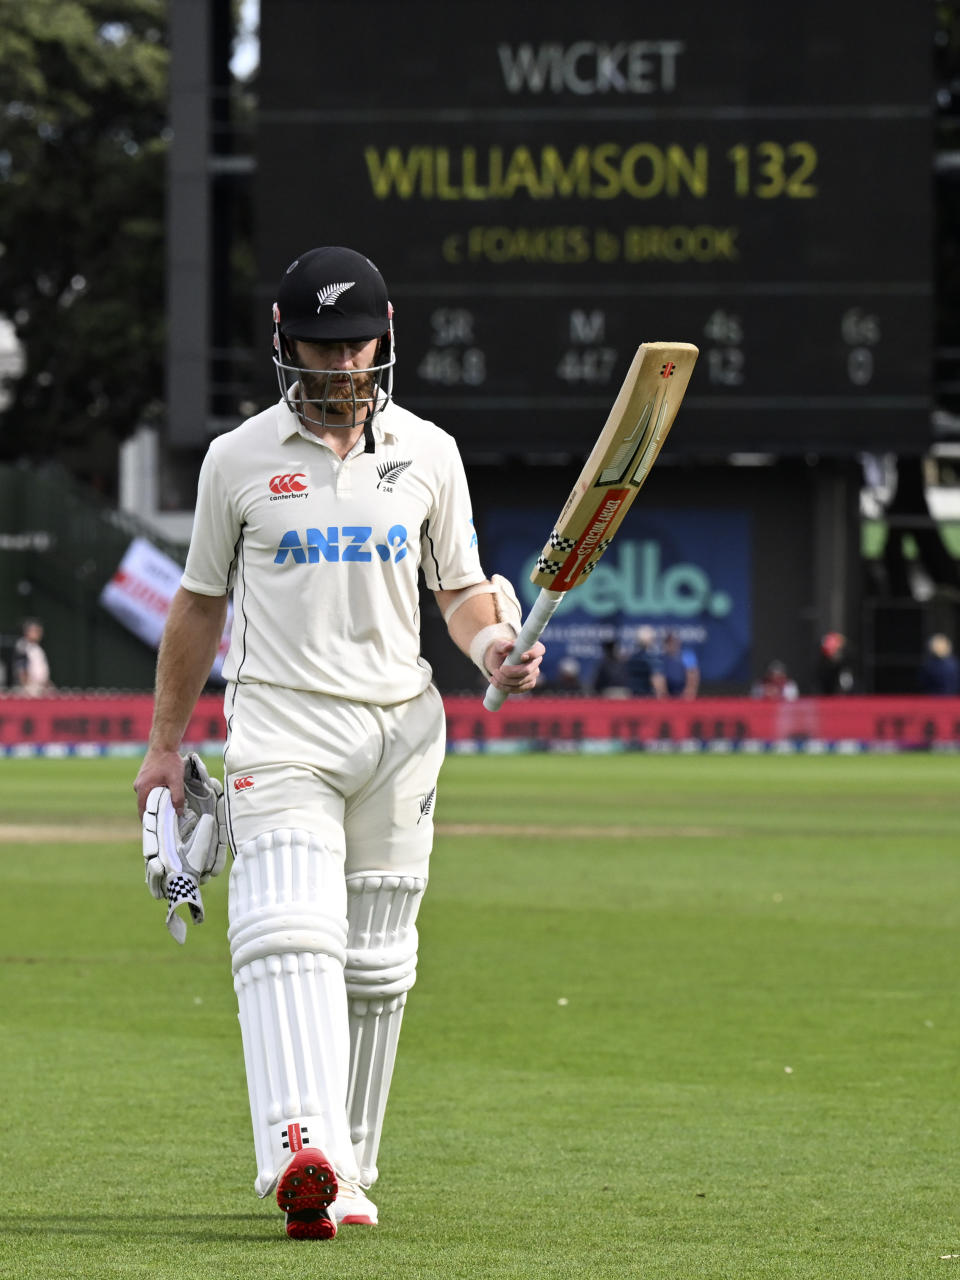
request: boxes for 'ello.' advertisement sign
[483,507,752,685]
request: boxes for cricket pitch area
[0,752,957,1279]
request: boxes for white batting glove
[142,754,228,944]
[181,753,228,882]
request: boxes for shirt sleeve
[180,446,240,596]
[419,432,485,592]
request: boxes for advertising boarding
[484,507,751,688]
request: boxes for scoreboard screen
[255,0,932,455]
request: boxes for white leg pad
[344,873,426,1188]
[229,828,360,1196]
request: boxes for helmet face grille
[273,346,394,422]
[273,320,395,429]
[275,246,390,342]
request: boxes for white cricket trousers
[222,680,445,872]
[222,680,446,1195]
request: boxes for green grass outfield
[0,753,957,1280]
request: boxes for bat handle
[483,589,564,712]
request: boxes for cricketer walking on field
[134,246,544,1240]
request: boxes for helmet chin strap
[362,335,389,452]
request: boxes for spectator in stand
[12,618,53,696]
[751,659,798,701]
[536,655,584,695]
[918,633,959,695]
[592,638,631,697]
[661,631,700,699]
[625,626,666,699]
[816,631,855,695]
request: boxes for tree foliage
[0,0,167,490]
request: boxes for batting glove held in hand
[181,752,228,882]
[142,755,228,944]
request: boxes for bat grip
[483,589,564,712]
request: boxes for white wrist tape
[443,581,496,624]
[491,573,522,629]
[444,573,523,629]
[469,623,517,678]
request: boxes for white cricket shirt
[181,397,485,704]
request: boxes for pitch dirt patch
[0,823,136,843]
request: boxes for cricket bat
[483,340,699,711]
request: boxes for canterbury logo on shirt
[269,473,308,498]
[274,525,409,564]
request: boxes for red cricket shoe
[276,1147,339,1241]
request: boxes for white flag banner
[100,537,232,679]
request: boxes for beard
[299,367,378,423]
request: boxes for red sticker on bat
[553,488,630,591]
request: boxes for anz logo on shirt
[274,525,409,565]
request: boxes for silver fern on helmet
[315,281,356,310]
